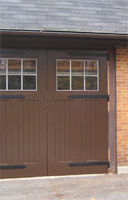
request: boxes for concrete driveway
[0,174,128,200]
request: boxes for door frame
[108,48,117,173]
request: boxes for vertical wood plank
[81,101,87,161]
[29,101,34,162]
[18,101,24,163]
[65,101,70,161]
[34,101,40,162]
[24,101,29,163]
[96,100,103,160]
[91,101,96,160]
[70,101,82,161]
[1,101,7,164]
[12,101,19,163]
[60,101,65,161]
[86,101,91,160]
[6,101,12,163]
[55,101,61,161]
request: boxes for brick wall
[116,46,128,166]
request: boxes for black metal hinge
[0,165,26,170]
[69,161,110,167]
[0,95,25,99]
[68,95,109,101]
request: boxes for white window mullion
[6,59,8,90]
[97,61,99,91]
[36,59,37,91]
[70,60,72,91]
[84,60,85,91]
[21,59,23,90]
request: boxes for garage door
[0,50,47,178]
[47,50,108,175]
[0,49,108,178]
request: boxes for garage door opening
[0,49,109,178]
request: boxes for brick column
[116,46,128,166]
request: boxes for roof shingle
[0,0,128,34]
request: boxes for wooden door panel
[0,49,47,178]
[48,99,108,174]
[47,49,108,175]
[0,100,46,178]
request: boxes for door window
[56,59,99,91]
[0,58,37,91]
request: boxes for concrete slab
[118,166,128,174]
[0,174,128,200]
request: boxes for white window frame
[56,59,99,91]
[0,58,37,91]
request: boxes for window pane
[8,59,21,74]
[85,61,98,75]
[23,76,36,90]
[86,77,97,90]
[23,60,36,74]
[8,75,21,90]
[57,60,70,75]
[0,75,6,90]
[57,76,70,90]
[71,60,84,75]
[0,59,6,75]
[72,76,84,90]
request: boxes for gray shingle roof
[0,0,128,34]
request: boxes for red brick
[116,46,128,166]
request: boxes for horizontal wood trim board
[68,95,109,101]
[69,161,110,167]
[1,36,127,49]
[0,165,26,170]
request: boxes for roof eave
[0,29,128,40]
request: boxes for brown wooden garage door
[47,50,108,175]
[0,50,47,178]
[0,49,108,178]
